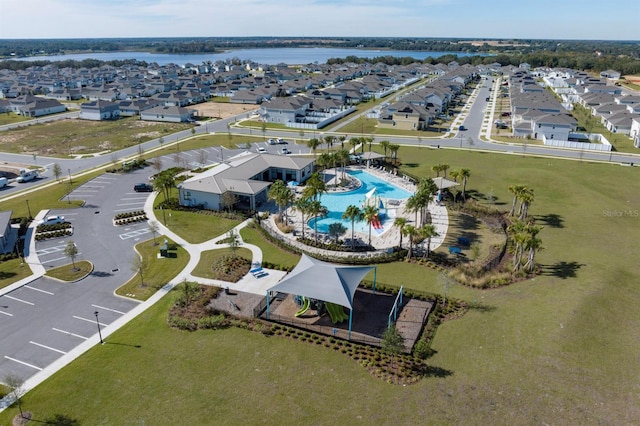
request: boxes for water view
[309,170,413,234]
[14,47,486,66]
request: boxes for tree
[173,152,183,167]
[317,152,332,183]
[64,241,78,270]
[336,149,350,180]
[338,135,346,149]
[380,140,390,159]
[419,224,439,258]
[381,323,405,361]
[508,184,528,216]
[324,135,334,151]
[402,225,419,259]
[4,374,26,419]
[261,122,267,140]
[227,229,240,254]
[449,170,460,183]
[508,220,528,272]
[518,188,534,221]
[362,204,379,247]
[432,164,443,177]
[197,149,208,168]
[393,217,407,249]
[268,180,292,223]
[328,222,347,244]
[52,163,62,182]
[349,137,359,154]
[151,157,163,174]
[221,191,238,212]
[131,254,146,285]
[294,196,313,240]
[308,199,328,245]
[342,205,363,250]
[153,170,176,203]
[389,144,400,166]
[440,164,450,179]
[460,168,471,200]
[523,225,543,272]
[302,172,326,202]
[306,138,321,158]
[148,221,159,245]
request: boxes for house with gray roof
[0,210,15,254]
[80,100,120,120]
[140,105,195,123]
[178,152,315,211]
[10,95,66,117]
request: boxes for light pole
[25,199,32,219]
[67,169,72,204]
[94,311,103,344]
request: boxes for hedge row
[36,222,71,233]
[35,229,73,240]
[115,210,146,220]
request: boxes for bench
[250,267,268,278]
[448,246,462,255]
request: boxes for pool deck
[269,166,449,255]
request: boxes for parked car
[16,169,38,183]
[133,183,153,192]
[257,146,267,153]
[39,215,65,225]
[267,139,276,145]
[280,148,291,155]
[0,177,8,188]
[458,126,467,131]
[277,138,287,144]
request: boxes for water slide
[326,302,348,323]
[295,297,310,317]
[372,215,383,229]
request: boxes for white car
[267,139,276,145]
[280,148,291,155]
[39,215,65,225]
[257,146,267,153]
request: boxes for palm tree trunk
[351,221,355,250]
[509,197,518,216]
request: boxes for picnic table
[449,246,462,255]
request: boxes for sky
[1,0,639,40]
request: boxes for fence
[543,133,612,151]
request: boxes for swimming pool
[308,170,413,234]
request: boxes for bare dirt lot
[191,102,260,119]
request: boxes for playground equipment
[371,214,383,229]
[326,302,348,323]
[295,297,311,317]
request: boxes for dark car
[134,183,153,192]
[458,126,467,131]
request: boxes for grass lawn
[44,260,92,282]
[192,247,253,279]
[239,224,301,269]
[115,236,190,300]
[163,210,242,244]
[0,258,34,290]
[0,116,192,157]
[0,112,30,126]
[1,147,639,423]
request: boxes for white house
[80,100,120,120]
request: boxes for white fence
[543,132,612,151]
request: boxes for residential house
[140,105,195,123]
[0,210,14,253]
[80,100,120,120]
[10,95,66,117]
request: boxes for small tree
[151,157,163,174]
[221,191,238,212]
[381,323,405,366]
[52,163,62,182]
[4,374,26,419]
[131,254,146,286]
[148,221,159,245]
[328,222,347,244]
[64,241,78,270]
[197,149,208,168]
[227,229,240,254]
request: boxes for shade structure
[432,177,460,190]
[267,254,374,309]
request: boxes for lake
[13,47,486,66]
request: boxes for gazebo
[265,254,376,339]
[432,177,459,201]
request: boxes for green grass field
[44,260,92,282]
[1,147,639,423]
[0,258,34,290]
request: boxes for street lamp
[67,169,72,204]
[94,311,104,344]
[25,199,32,219]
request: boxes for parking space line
[0,310,13,317]
[42,254,81,264]
[119,228,151,240]
[114,208,145,213]
[24,285,54,295]
[29,341,67,354]
[4,295,34,305]
[121,197,149,201]
[4,356,42,371]
[73,190,100,193]
[73,315,106,326]
[92,304,126,315]
[52,328,88,340]
[117,202,147,206]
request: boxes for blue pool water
[309,170,413,234]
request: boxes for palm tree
[449,170,460,183]
[294,197,312,240]
[362,204,379,247]
[349,137,360,154]
[389,144,400,166]
[518,188,534,220]
[523,225,543,272]
[317,152,332,184]
[153,170,175,203]
[366,137,374,152]
[393,217,407,249]
[307,138,321,158]
[380,140,390,159]
[338,135,347,150]
[268,180,293,223]
[337,149,350,181]
[342,205,363,250]
[402,225,418,260]
[324,135,334,152]
[508,220,528,272]
[460,168,471,200]
[432,164,443,177]
[302,172,326,202]
[508,184,527,217]
[328,222,347,244]
[420,224,439,258]
[309,199,328,245]
[441,164,450,179]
